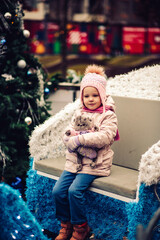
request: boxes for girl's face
[83,87,101,110]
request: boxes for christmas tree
[0,0,50,186]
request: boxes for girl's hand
[67,136,81,152]
[63,134,70,145]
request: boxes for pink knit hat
[80,65,107,113]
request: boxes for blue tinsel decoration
[25,167,160,240]
[0,183,50,240]
[26,169,128,240]
[127,183,160,240]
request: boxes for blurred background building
[22,0,160,55]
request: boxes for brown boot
[55,221,73,240]
[71,222,91,240]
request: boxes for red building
[23,0,160,55]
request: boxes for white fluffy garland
[29,100,81,164]
[138,140,160,186]
[107,64,160,100]
[136,140,160,201]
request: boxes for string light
[10,233,16,239]
[44,87,50,94]
[30,234,35,238]
[23,224,30,228]
[0,38,6,44]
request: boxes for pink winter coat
[63,95,118,177]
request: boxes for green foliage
[44,73,66,95]
[0,0,50,184]
[44,70,82,96]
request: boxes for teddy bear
[65,114,99,171]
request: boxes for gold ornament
[4,12,12,19]
[23,29,30,38]
[25,117,32,125]
[17,59,26,69]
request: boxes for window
[89,0,104,14]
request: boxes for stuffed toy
[65,115,99,171]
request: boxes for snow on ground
[107,64,160,101]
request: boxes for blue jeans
[52,170,97,224]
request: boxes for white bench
[32,96,160,202]
[35,158,138,202]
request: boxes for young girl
[52,64,119,240]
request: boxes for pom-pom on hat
[80,64,107,113]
